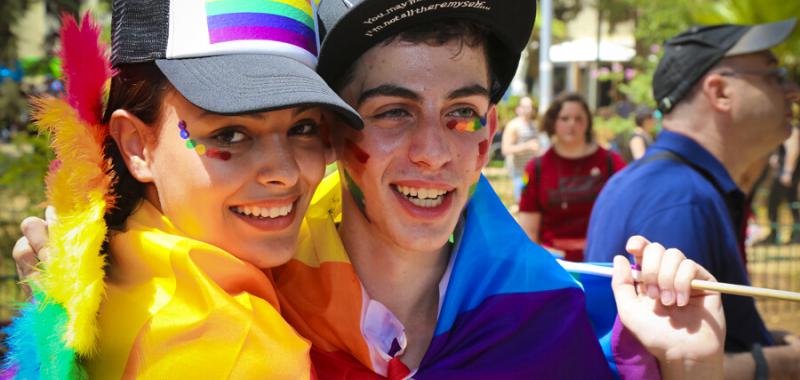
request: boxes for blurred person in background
[518,93,625,261]
[502,96,541,204]
[759,127,800,244]
[585,19,800,378]
[628,106,657,161]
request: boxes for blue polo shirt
[585,130,772,352]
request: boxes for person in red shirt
[518,93,625,261]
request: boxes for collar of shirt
[650,130,742,197]
[359,213,465,379]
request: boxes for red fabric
[519,147,625,261]
[387,358,411,380]
[310,348,411,380]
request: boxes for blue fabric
[585,130,773,352]
[435,175,584,335]
[417,175,615,379]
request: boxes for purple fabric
[611,317,661,379]
[416,289,614,380]
[207,13,314,43]
[208,26,317,54]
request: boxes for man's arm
[501,120,538,156]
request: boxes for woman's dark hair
[541,92,593,143]
[102,62,171,230]
[334,19,502,101]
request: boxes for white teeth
[394,185,449,207]
[233,203,293,219]
[395,185,448,200]
[407,195,444,208]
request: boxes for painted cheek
[344,138,370,174]
[448,117,486,133]
[178,120,232,161]
[207,149,232,161]
[343,168,370,222]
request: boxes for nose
[407,115,452,170]
[255,136,300,188]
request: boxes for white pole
[538,0,554,114]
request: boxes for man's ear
[109,109,155,183]
[702,74,732,113]
[487,105,498,140]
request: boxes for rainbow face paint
[343,168,369,222]
[446,117,486,133]
[178,120,231,161]
[343,138,370,176]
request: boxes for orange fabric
[272,173,375,371]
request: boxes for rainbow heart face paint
[178,120,232,161]
[446,116,486,133]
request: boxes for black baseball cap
[316,0,537,103]
[110,0,362,128]
[653,18,797,113]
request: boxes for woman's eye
[288,121,320,136]
[448,107,478,119]
[212,129,247,145]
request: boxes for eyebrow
[357,84,420,107]
[447,84,490,100]
[356,83,490,107]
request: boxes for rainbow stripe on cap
[205,0,317,55]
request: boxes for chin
[388,225,454,253]
[231,242,295,269]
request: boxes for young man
[14,0,724,378]
[585,19,800,379]
[272,0,723,378]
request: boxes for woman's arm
[517,211,541,243]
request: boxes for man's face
[716,52,800,151]
[335,39,495,252]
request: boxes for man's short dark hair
[334,19,502,101]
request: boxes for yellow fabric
[87,201,312,380]
[33,97,112,354]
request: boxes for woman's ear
[109,109,155,183]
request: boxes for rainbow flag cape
[82,201,314,379]
[274,173,656,379]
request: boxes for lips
[229,198,298,231]
[390,182,455,219]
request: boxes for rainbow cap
[109,0,361,128]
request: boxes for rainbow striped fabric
[205,0,318,55]
[274,173,655,379]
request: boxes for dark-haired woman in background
[518,93,625,262]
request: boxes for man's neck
[662,120,753,190]
[338,196,451,367]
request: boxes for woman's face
[131,91,334,268]
[554,101,589,146]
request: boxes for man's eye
[212,129,247,145]
[448,107,478,119]
[375,108,411,119]
[288,121,320,136]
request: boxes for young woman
[518,93,625,261]
[3,2,360,379]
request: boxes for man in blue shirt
[585,19,800,379]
